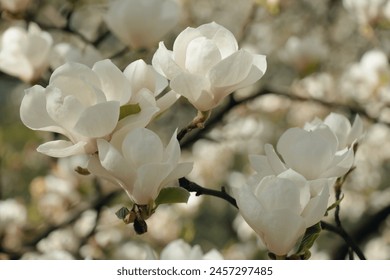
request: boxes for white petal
[93,59,132,105]
[152,42,182,79]
[256,176,303,214]
[264,144,287,174]
[96,139,135,191]
[324,113,351,149]
[185,37,222,75]
[197,22,238,58]
[160,162,193,188]
[347,114,364,145]
[73,101,120,138]
[260,210,306,256]
[20,85,65,134]
[321,147,354,178]
[122,128,164,167]
[277,127,338,180]
[209,50,254,87]
[132,163,172,204]
[172,27,202,68]
[37,140,87,157]
[45,86,85,132]
[301,183,329,227]
[156,90,180,112]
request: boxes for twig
[320,221,366,260]
[178,177,238,209]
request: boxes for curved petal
[132,162,172,204]
[172,27,202,68]
[264,144,287,174]
[93,59,132,105]
[321,147,354,178]
[124,59,157,94]
[324,113,351,149]
[156,90,180,112]
[301,183,329,227]
[37,140,87,157]
[152,42,182,79]
[248,154,275,178]
[185,37,222,75]
[122,128,164,166]
[277,127,338,180]
[73,101,120,138]
[160,162,193,188]
[20,85,65,134]
[348,114,364,145]
[170,72,213,110]
[256,176,303,214]
[197,22,238,58]
[231,184,265,236]
[260,210,306,256]
[96,139,135,191]
[208,49,254,88]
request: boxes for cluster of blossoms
[232,113,363,256]
[2,0,371,259]
[19,20,267,230]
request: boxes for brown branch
[178,177,238,209]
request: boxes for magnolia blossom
[152,21,267,111]
[160,239,223,260]
[20,59,159,158]
[104,0,180,49]
[0,22,52,83]
[250,124,355,181]
[88,128,193,205]
[233,169,329,256]
[0,0,31,13]
[123,59,179,112]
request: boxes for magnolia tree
[0,0,389,260]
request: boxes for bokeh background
[0,0,390,259]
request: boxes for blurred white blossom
[0,199,27,232]
[88,128,192,205]
[279,35,328,74]
[0,0,31,13]
[0,22,52,83]
[343,0,390,26]
[160,239,223,259]
[105,0,181,49]
[50,42,103,69]
[152,21,267,111]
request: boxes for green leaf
[119,104,141,120]
[295,222,322,259]
[155,187,190,206]
[115,207,130,220]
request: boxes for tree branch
[178,177,238,209]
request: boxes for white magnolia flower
[0,22,52,83]
[88,128,193,205]
[20,59,158,158]
[233,169,329,256]
[304,113,364,150]
[160,239,223,260]
[124,59,179,112]
[250,124,355,181]
[152,21,267,111]
[104,0,180,49]
[0,0,31,13]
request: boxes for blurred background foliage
[0,0,390,259]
